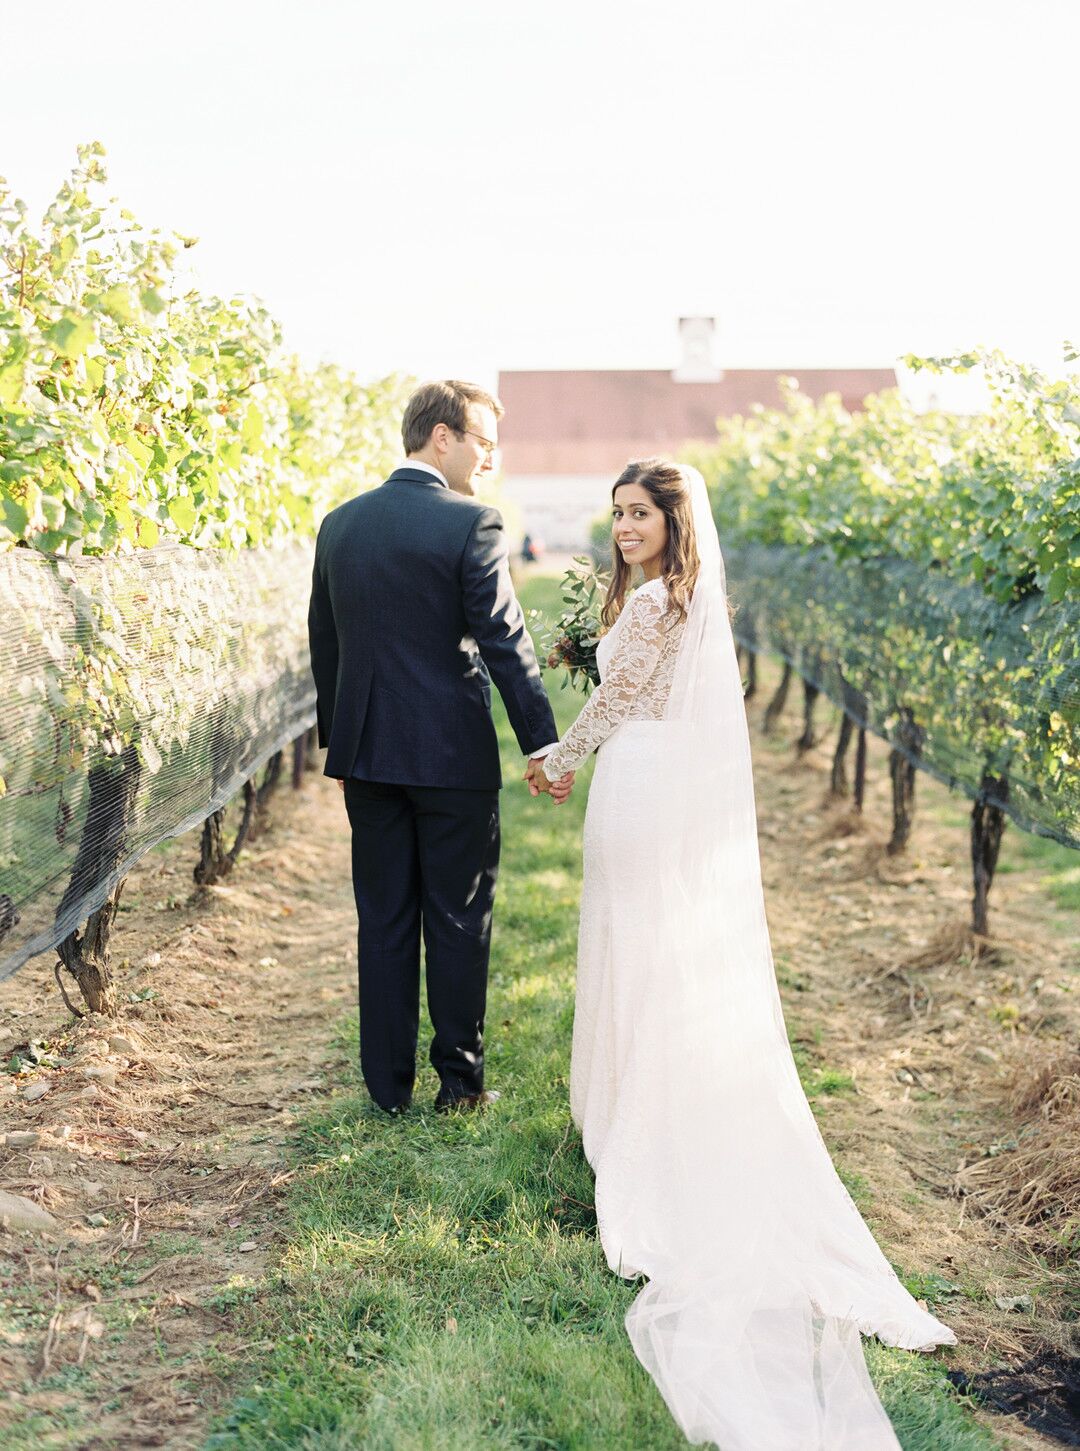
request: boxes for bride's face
[612,484,668,574]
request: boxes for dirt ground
[748,679,1079,1450]
[1,679,1077,1449]
[0,775,358,1447]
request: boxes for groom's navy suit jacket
[307,467,556,790]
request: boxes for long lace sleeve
[545,590,667,777]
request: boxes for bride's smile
[612,483,669,579]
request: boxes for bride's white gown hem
[544,476,954,1451]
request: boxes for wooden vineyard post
[195,809,226,886]
[55,879,126,1017]
[744,649,758,700]
[739,613,759,702]
[257,750,283,806]
[763,662,792,735]
[194,779,258,887]
[832,677,868,799]
[887,710,925,854]
[0,895,19,950]
[291,732,306,789]
[797,679,820,753]
[887,748,916,853]
[831,714,854,796]
[853,728,867,813]
[231,780,258,863]
[249,751,284,840]
[55,744,141,1017]
[971,774,1009,935]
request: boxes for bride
[534,460,956,1450]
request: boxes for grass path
[204,576,1003,1451]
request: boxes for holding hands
[525,756,574,805]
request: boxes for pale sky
[4,0,1077,402]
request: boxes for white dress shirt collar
[401,458,448,488]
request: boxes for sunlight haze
[4,0,1077,396]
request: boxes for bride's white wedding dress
[543,472,955,1451]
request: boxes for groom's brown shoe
[434,1089,501,1114]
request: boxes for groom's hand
[524,758,574,804]
[524,757,548,797]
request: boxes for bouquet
[536,558,607,692]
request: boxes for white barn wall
[501,473,612,552]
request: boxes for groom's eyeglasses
[459,429,498,459]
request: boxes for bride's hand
[548,769,574,805]
[548,771,574,806]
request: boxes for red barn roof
[496,368,897,474]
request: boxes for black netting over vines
[726,545,1080,850]
[0,541,316,979]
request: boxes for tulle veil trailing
[582,467,955,1450]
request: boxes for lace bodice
[545,578,684,778]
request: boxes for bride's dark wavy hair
[601,458,700,629]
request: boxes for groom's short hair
[402,380,504,455]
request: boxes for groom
[308,380,568,1116]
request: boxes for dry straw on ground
[958,1049,1080,1251]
